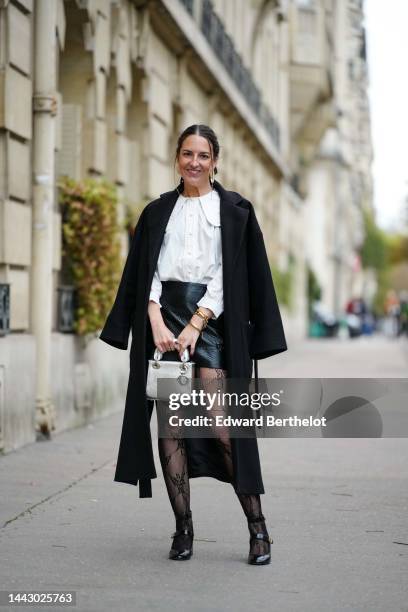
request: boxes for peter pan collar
[178,189,220,227]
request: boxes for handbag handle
[153,340,190,363]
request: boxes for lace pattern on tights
[157,367,270,557]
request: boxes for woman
[99,124,287,565]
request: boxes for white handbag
[146,343,196,401]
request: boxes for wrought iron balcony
[179,0,280,150]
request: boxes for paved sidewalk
[261,335,408,378]
[0,336,407,611]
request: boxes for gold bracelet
[194,308,210,327]
[194,316,207,330]
[188,321,202,334]
[195,308,209,321]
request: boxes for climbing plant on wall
[58,177,122,337]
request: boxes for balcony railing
[179,0,280,150]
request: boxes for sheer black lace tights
[157,367,270,556]
[158,433,193,551]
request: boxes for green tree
[387,233,408,264]
[270,254,296,312]
[360,209,388,270]
[359,209,390,315]
[307,265,322,320]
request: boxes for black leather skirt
[156,280,226,370]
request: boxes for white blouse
[149,188,223,319]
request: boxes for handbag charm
[146,343,195,401]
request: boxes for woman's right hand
[148,301,176,354]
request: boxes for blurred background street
[262,335,408,378]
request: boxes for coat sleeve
[99,208,147,350]
[247,202,288,360]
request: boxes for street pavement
[1,335,407,612]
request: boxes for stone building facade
[0,0,373,452]
[301,0,373,314]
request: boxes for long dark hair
[174,124,220,188]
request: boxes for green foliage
[58,177,122,336]
[359,209,395,316]
[372,232,408,315]
[387,233,408,264]
[307,265,322,318]
[271,254,296,311]
[372,268,391,317]
[360,209,388,271]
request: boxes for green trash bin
[309,321,324,337]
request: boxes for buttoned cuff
[196,296,223,320]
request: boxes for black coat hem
[114,475,154,498]
[188,471,265,494]
[114,471,265,497]
[250,345,288,360]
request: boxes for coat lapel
[145,179,249,294]
[145,187,180,286]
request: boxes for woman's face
[176,134,217,190]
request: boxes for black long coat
[99,179,287,498]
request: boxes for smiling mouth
[187,169,201,174]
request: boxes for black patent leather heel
[247,517,273,565]
[169,512,194,560]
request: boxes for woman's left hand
[176,323,201,359]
